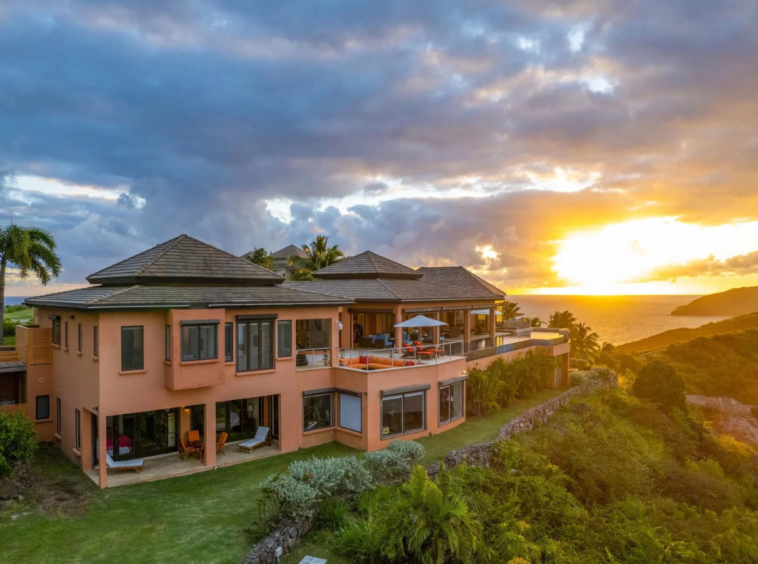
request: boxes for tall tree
[501,301,522,320]
[244,247,275,270]
[528,316,544,327]
[572,322,600,362]
[548,310,577,329]
[0,225,61,316]
[288,235,344,280]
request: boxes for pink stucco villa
[0,235,569,487]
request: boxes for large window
[296,319,330,350]
[78,323,82,352]
[440,310,465,340]
[165,325,171,361]
[56,398,61,434]
[106,409,178,460]
[121,326,144,371]
[382,391,425,438]
[216,398,261,441]
[93,326,99,357]
[352,312,393,346]
[278,320,292,357]
[303,393,333,432]
[51,316,61,345]
[439,381,464,425]
[225,323,233,362]
[339,393,362,433]
[65,321,69,348]
[237,318,274,372]
[75,409,81,450]
[36,395,50,420]
[403,313,435,343]
[181,322,217,362]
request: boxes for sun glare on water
[551,218,758,295]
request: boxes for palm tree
[288,235,344,280]
[548,310,577,329]
[244,247,275,270]
[572,322,600,362]
[501,301,522,321]
[0,225,62,315]
[528,317,544,327]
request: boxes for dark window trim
[36,395,50,420]
[180,319,221,326]
[439,381,465,426]
[75,409,81,449]
[380,383,431,397]
[56,397,61,434]
[64,321,69,348]
[237,314,278,321]
[347,308,395,314]
[121,326,144,371]
[78,323,82,352]
[438,375,468,388]
[277,320,292,358]
[225,322,234,362]
[236,319,276,373]
[380,390,427,440]
[93,326,99,357]
[302,392,334,432]
[181,322,218,362]
[165,325,171,361]
[51,316,61,345]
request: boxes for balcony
[338,340,466,372]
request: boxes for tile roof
[270,244,308,260]
[25,284,352,310]
[417,266,506,298]
[314,251,422,279]
[87,235,283,286]
[284,276,500,303]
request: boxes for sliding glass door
[107,409,178,461]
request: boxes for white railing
[296,347,332,371]
[338,340,465,372]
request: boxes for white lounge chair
[105,452,144,473]
[238,426,271,453]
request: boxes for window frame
[36,395,50,420]
[51,316,61,345]
[225,322,233,362]
[56,397,61,434]
[302,392,334,432]
[165,325,171,361]
[381,391,426,439]
[65,321,69,348]
[439,381,464,426]
[121,326,144,371]
[75,409,81,450]
[339,392,362,433]
[236,317,275,373]
[78,323,82,352]
[180,322,218,362]
[93,326,99,357]
[277,320,292,358]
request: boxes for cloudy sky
[2,0,757,296]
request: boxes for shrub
[0,410,38,475]
[335,515,385,564]
[260,471,319,520]
[3,318,15,337]
[466,366,502,416]
[314,498,350,530]
[288,455,372,497]
[570,366,616,387]
[364,440,425,482]
[633,359,687,411]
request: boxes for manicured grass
[3,335,15,346]
[1,442,359,564]
[4,306,33,345]
[416,386,567,465]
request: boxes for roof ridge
[133,234,188,277]
[375,278,402,300]
[366,250,380,270]
[87,285,140,304]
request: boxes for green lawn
[1,387,568,564]
[4,306,33,345]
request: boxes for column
[561,353,570,387]
[464,309,471,345]
[98,412,108,489]
[204,402,216,467]
[488,307,497,339]
[394,307,403,348]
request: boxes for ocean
[512,295,729,346]
[4,297,27,306]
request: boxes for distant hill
[672,286,758,316]
[617,312,758,354]
[649,330,758,405]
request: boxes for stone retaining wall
[240,516,313,564]
[239,374,617,563]
[428,374,618,477]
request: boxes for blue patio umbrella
[394,315,448,328]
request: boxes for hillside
[648,330,758,404]
[617,311,758,354]
[672,286,758,316]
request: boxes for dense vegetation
[617,312,758,354]
[316,386,758,563]
[0,410,37,475]
[651,330,758,404]
[672,286,758,317]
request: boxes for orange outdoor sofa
[340,355,417,370]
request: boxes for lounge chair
[217,432,228,455]
[105,452,143,473]
[238,426,271,452]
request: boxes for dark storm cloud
[1,0,756,290]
